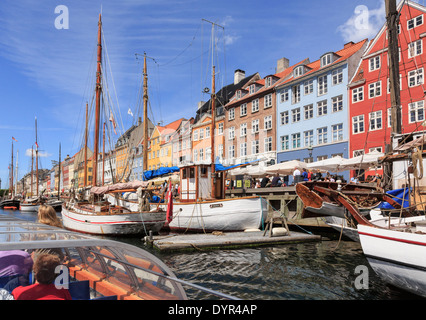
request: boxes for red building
[348,0,426,180]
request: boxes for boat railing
[89,249,240,300]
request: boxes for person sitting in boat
[302,168,309,181]
[38,205,63,228]
[350,175,359,184]
[0,250,33,291]
[12,253,71,300]
[270,174,281,187]
[260,175,271,188]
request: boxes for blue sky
[0,0,410,189]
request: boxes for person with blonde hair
[37,205,63,228]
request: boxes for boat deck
[146,230,321,252]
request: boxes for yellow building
[147,119,184,170]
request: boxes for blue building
[275,40,368,183]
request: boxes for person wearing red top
[12,253,71,300]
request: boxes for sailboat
[0,138,20,210]
[161,21,267,233]
[61,14,166,236]
[20,118,43,213]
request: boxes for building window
[229,108,235,120]
[264,115,273,130]
[199,128,204,140]
[240,103,247,116]
[332,68,343,85]
[218,123,224,135]
[409,100,424,123]
[352,87,364,103]
[252,140,259,154]
[240,123,247,137]
[265,77,272,87]
[240,142,247,157]
[321,53,332,67]
[252,99,259,112]
[408,14,423,30]
[280,136,289,151]
[264,94,273,109]
[408,68,424,87]
[304,104,313,120]
[318,75,328,96]
[369,111,382,131]
[352,115,365,134]
[317,100,327,116]
[332,95,343,112]
[408,39,422,58]
[291,133,301,149]
[292,108,301,123]
[249,84,255,94]
[304,130,313,147]
[294,66,304,77]
[228,126,235,140]
[292,85,301,104]
[193,129,198,141]
[264,137,273,152]
[353,149,364,157]
[304,79,313,95]
[193,149,198,161]
[205,126,210,138]
[280,111,289,125]
[369,56,380,71]
[281,90,289,102]
[332,123,343,141]
[368,81,381,98]
[228,145,235,158]
[199,148,204,160]
[252,119,259,133]
[317,127,328,145]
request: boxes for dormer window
[237,90,242,99]
[321,53,332,67]
[249,84,255,94]
[294,66,305,78]
[265,77,272,87]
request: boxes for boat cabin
[179,163,225,202]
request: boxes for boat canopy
[143,166,179,181]
[90,181,150,194]
[0,216,187,300]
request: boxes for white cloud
[337,1,386,42]
[25,148,52,158]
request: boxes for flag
[109,112,117,134]
[166,180,173,223]
[12,137,17,142]
[35,141,39,149]
[127,108,133,117]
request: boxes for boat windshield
[0,217,187,300]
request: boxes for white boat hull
[61,204,166,236]
[358,218,426,297]
[166,197,268,232]
[19,203,39,212]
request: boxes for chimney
[234,69,245,84]
[344,41,355,49]
[197,101,205,110]
[276,57,290,73]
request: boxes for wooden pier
[145,230,321,252]
[225,186,332,233]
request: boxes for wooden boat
[0,215,234,300]
[0,199,20,210]
[61,14,165,236]
[1,138,21,210]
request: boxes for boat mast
[84,102,88,187]
[143,52,148,172]
[35,117,38,197]
[384,0,401,190]
[9,139,13,198]
[102,122,105,186]
[92,13,102,187]
[58,143,61,199]
[31,145,33,196]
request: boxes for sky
[0,0,420,189]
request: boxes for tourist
[350,175,359,184]
[302,168,309,181]
[37,205,63,228]
[270,174,281,187]
[12,253,72,300]
[0,250,33,290]
[260,175,270,188]
[293,167,301,184]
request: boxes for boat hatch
[0,217,187,300]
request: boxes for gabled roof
[273,39,368,90]
[194,72,260,124]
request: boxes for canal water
[0,208,420,300]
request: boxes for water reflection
[0,209,420,300]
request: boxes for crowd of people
[0,205,72,300]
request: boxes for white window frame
[240,123,247,137]
[352,87,364,103]
[252,119,259,133]
[264,137,273,152]
[228,126,235,140]
[304,79,313,95]
[352,115,365,134]
[331,123,343,142]
[408,68,424,87]
[240,142,247,157]
[264,115,273,130]
[369,110,382,131]
[240,103,247,117]
[304,130,313,147]
[252,140,259,154]
[304,104,313,120]
[292,85,301,104]
[408,39,422,58]
[318,74,328,96]
[264,94,273,109]
[280,136,289,151]
[252,99,259,113]
[369,56,380,71]
[409,100,425,123]
[280,111,289,125]
[317,100,327,117]
[317,127,328,145]
[281,90,289,102]
[292,108,301,123]
[332,68,343,85]
[228,108,235,120]
[332,95,343,112]
[368,81,382,99]
[291,133,301,149]
[407,14,423,30]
